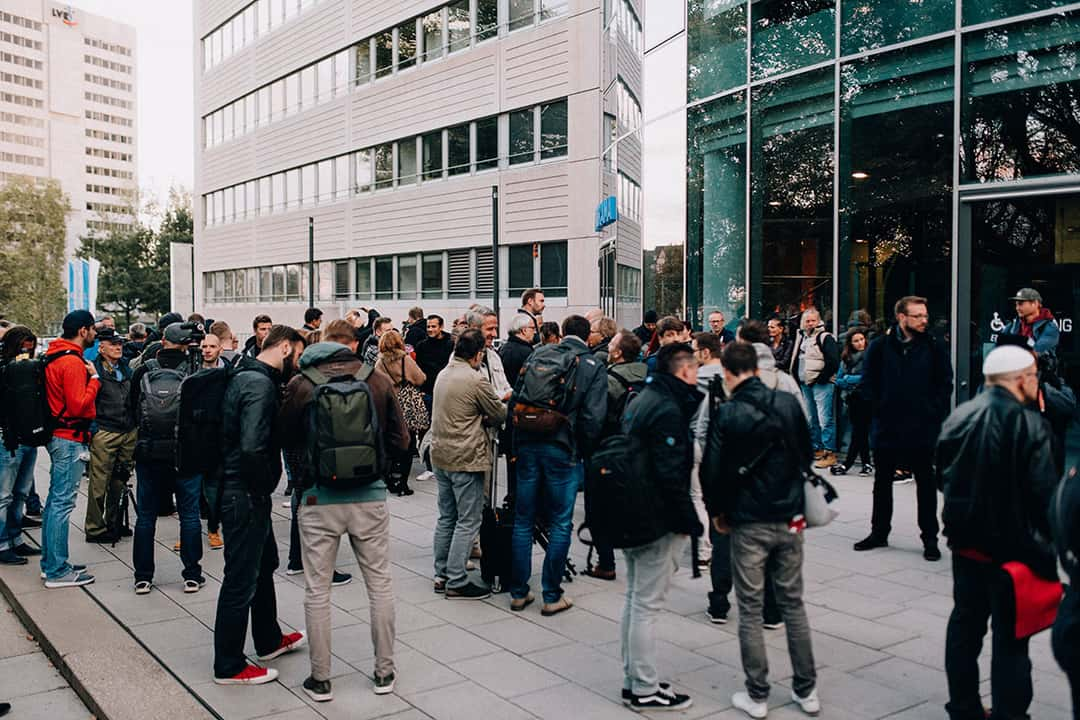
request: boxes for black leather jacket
[221,356,283,495]
[701,376,811,526]
[622,371,704,537]
[937,385,1058,577]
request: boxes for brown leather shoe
[814,451,837,469]
[583,566,616,581]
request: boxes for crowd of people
[0,284,1077,718]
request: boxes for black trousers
[843,395,872,467]
[1053,583,1080,720]
[709,526,779,623]
[870,446,938,545]
[945,555,1033,720]
[213,490,283,678]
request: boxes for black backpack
[136,360,188,462]
[584,432,667,550]
[302,364,383,489]
[1050,466,1080,579]
[512,343,586,435]
[0,351,82,448]
[176,366,233,475]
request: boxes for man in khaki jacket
[430,329,507,600]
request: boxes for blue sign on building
[595,196,618,231]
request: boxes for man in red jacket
[42,310,100,588]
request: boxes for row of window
[85,110,133,128]
[0,32,41,52]
[605,0,642,53]
[203,48,349,148]
[1,50,42,71]
[203,0,326,71]
[1,111,41,128]
[617,172,641,222]
[0,91,41,109]
[0,130,42,148]
[0,70,40,90]
[85,129,133,145]
[204,100,568,226]
[0,151,42,167]
[86,219,132,233]
[86,183,130,197]
[615,79,641,131]
[84,92,132,110]
[87,165,134,180]
[84,54,132,75]
[86,201,131,214]
[0,12,41,33]
[84,73,132,93]
[85,37,132,57]
[86,147,132,162]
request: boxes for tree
[0,178,69,333]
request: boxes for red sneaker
[257,631,306,661]
[213,664,279,685]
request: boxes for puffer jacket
[221,356,284,495]
[44,338,98,442]
[936,385,1058,578]
[834,350,866,400]
[430,355,507,472]
[701,376,811,526]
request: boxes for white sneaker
[732,691,768,718]
[791,688,820,716]
[416,470,435,482]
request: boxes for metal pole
[308,217,315,308]
[491,186,499,321]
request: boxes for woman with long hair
[832,327,873,477]
[378,330,427,496]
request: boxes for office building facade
[0,1,137,260]
[194,0,644,335]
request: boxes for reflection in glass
[838,41,954,339]
[687,92,747,328]
[354,149,372,193]
[375,32,393,77]
[540,100,568,158]
[356,259,372,300]
[841,0,953,55]
[510,0,534,31]
[964,0,1071,26]
[962,11,1080,184]
[688,0,747,102]
[509,245,533,295]
[423,131,443,180]
[375,257,393,300]
[423,11,443,61]
[448,0,470,52]
[398,21,417,71]
[398,255,418,300]
[751,0,834,80]
[476,117,499,170]
[510,109,535,164]
[423,255,443,299]
[398,138,418,185]
[374,144,393,189]
[750,69,833,320]
[477,0,499,41]
[355,41,372,84]
[448,124,470,175]
[541,241,568,297]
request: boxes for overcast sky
[75,0,195,211]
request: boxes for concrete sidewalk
[3,452,1074,719]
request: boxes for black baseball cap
[163,323,194,345]
[158,312,184,331]
[96,327,124,344]
[62,310,95,336]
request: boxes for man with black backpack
[279,324,409,700]
[128,323,204,595]
[213,325,306,686]
[1052,466,1080,720]
[509,315,606,616]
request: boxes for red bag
[1001,561,1063,639]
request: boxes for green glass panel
[749,69,834,320]
[687,92,747,328]
[964,0,1071,26]
[688,0,747,101]
[751,0,835,80]
[962,10,1080,183]
[841,0,954,55]
[838,40,954,339]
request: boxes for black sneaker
[332,570,352,587]
[85,534,117,545]
[630,687,692,712]
[0,550,27,566]
[829,463,848,476]
[12,544,41,557]
[853,534,888,552]
[20,516,41,528]
[923,545,942,562]
[373,672,395,695]
[445,582,491,600]
[859,463,874,476]
[623,682,671,703]
[705,607,728,624]
[302,676,333,702]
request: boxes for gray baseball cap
[1009,288,1042,303]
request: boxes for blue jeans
[0,444,36,551]
[134,460,203,582]
[800,383,835,452]
[510,444,580,604]
[42,437,86,579]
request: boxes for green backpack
[302,365,383,489]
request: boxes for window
[245,182,256,220]
[335,261,350,299]
[335,155,349,199]
[222,106,234,143]
[285,74,299,115]
[477,0,499,41]
[272,173,285,212]
[206,193,216,226]
[283,0,298,21]
[259,176,271,214]
[258,0,270,33]
[258,86,270,127]
[302,164,316,205]
[422,254,443,298]
[540,100,568,159]
[374,144,394,189]
[509,244,534,295]
[317,57,332,103]
[374,256,393,299]
[603,112,616,170]
[334,50,348,96]
[842,0,952,54]
[423,10,444,61]
[272,265,286,300]
[448,123,470,175]
[235,183,246,219]
[510,108,535,164]
[398,20,417,71]
[317,160,332,202]
[355,40,372,85]
[245,93,256,132]
[510,0,534,31]
[423,131,443,180]
[272,79,285,121]
[259,267,272,301]
[448,0,470,53]
[476,116,498,170]
[287,264,300,299]
[751,0,834,80]
[300,66,315,110]
[356,258,372,300]
[398,138,418,185]
[270,0,283,29]
[286,168,299,210]
[540,241,568,297]
[375,32,393,78]
[688,0,747,101]
[398,255,418,299]
[541,0,569,21]
[355,149,373,193]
